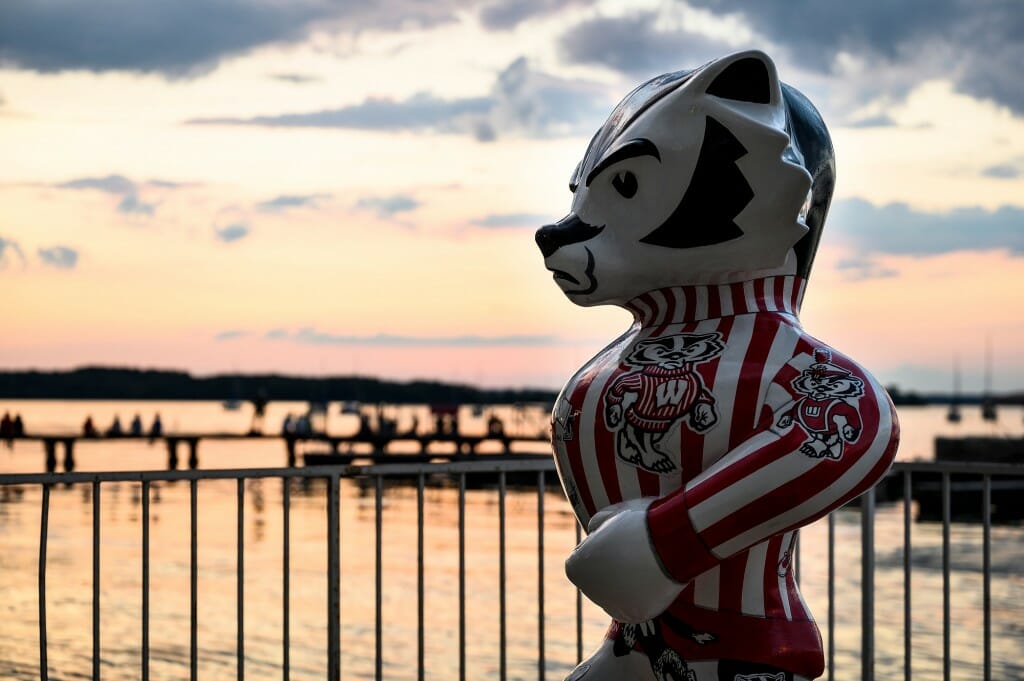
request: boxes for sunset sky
[2,1,1022,392]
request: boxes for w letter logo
[656,379,688,407]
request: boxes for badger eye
[612,170,638,198]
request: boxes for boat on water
[947,356,962,423]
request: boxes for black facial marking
[706,56,771,104]
[639,117,752,249]
[535,213,604,258]
[585,138,660,188]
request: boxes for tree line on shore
[0,367,558,405]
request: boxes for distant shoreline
[0,367,1021,406]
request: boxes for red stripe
[787,568,810,621]
[707,285,722,319]
[729,315,780,444]
[717,553,747,613]
[564,379,597,517]
[731,282,746,316]
[593,364,626,506]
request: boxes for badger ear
[700,51,777,105]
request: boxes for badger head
[536,50,835,307]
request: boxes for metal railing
[1,459,1021,681]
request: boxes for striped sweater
[550,275,899,677]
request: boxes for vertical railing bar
[142,480,150,681]
[417,472,425,681]
[860,486,875,681]
[827,512,835,681]
[942,471,951,681]
[282,478,290,681]
[499,470,507,681]
[92,480,101,681]
[982,474,991,681]
[190,479,198,681]
[458,472,467,681]
[38,483,50,681]
[536,471,545,681]
[237,479,245,681]
[375,475,383,681]
[575,521,582,664]
[903,470,912,681]
[327,474,340,681]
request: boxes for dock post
[62,439,76,472]
[44,439,58,473]
[187,438,199,469]
[285,437,296,467]
[166,438,179,470]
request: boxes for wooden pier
[8,430,552,473]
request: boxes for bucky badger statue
[536,51,899,681]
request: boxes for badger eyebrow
[585,138,660,187]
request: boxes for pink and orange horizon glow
[2,2,1022,392]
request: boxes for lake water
[1,400,1022,680]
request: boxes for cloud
[190,92,494,132]
[471,212,549,228]
[558,12,729,77]
[189,57,612,140]
[264,328,288,340]
[828,197,1024,259]
[354,194,420,219]
[270,327,563,347]
[478,0,587,30]
[37,246,79,269]
[844,114,898,129]
[982,163,1021,179]
[684,0,1024,115]
[269,72,322,84]
[0,236,27,268]
[834,255,898,281]
[55,174,172,215]
[256,193,331,211]
[215,223,250,243]
[0,0,475,78]
[215,330,248,341]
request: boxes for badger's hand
[565,498,683,624]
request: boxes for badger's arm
[566,357,899,623]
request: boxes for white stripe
[693,286,708,320]
[712,379,894,556]
[782,276,795,315]
[741,280,756,314]
[741,541,769,615]
[756,325,801,427]
[763,277,778,311]
[652,289,671,327]
[718,284,734,317]
[699,314,755,471]
[778,530,794,620]
[635,296,654,325]
[795,278,807,312]
[693,565,720,610]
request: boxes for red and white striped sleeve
[644,347,900,585]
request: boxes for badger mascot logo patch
[606,332,724,473]
[777,349,864,460]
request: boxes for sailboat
[947,356,962,424]
[981,337,998,422]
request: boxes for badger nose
[535,213,603,258]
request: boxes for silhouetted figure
[129,413,143,436]
[487,413,505,437]
[12,413,24,437]
[83,416,99,438]
[281,414,294,435]
[106,415,123,437]
[1,412,12,447]
[149,413,163,439]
